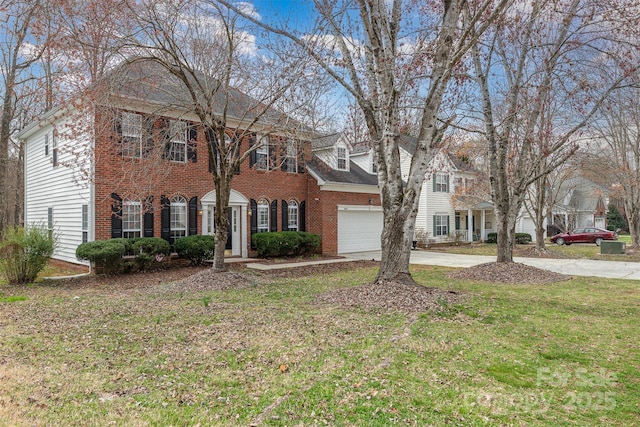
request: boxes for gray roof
[104,59,311,132]
[312,133,341,150]
[307,157,378,186]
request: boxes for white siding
[24,115,92,265]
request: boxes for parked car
[550,227,617,246]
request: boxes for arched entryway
[201,189,249,258]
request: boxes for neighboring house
[348,134,495,244]
[517,175,609,239]
[18,61,381,265]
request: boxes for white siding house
[20,110,93,265]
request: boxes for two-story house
[19,61,382,266]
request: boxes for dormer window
[337,146,348,170]
[371,154,377,174]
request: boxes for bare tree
[587,86,640,247]
[116,0,315,270]
[0,0,50,232]
[469,0,639,262]
[221,0,510,284]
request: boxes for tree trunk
[212,175,231,271]
[376,206,412,284]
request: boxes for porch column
[481,210,486,242]
[241,204,248,258]
[467,208,473,242]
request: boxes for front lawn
[1,265,638,426]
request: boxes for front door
[205,205,241,256]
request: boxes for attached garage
[337,205,383,253]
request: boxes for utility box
[601,241,626,254]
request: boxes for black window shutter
[114,112,123,156]
[298,146,305,174]
[249,133,256,168]
[233,135,240,174]
[281,200,289,231]
[299,201,306,231]
[111,193,123,238]
[188,196,198,235]
[161,195,171,243]
[143,116,154,157]
[160,118,170,159]
[207,128,217,173]
[143,196,154,237]
[270,200,278,231]
[269,139,277,171]
[250,199,257,248]
[188,126,197,163]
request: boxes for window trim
[257,198,269,233]
[52,132,58,167]
[168,120,187,163]
[256,135,269,170]
[435,173,449,192]
[286,139,298,173]
[81,204,88,243]
[121,112,143,158]
[122,199,142,238]
[336,146,348,171]
[170,195,188,241]
[435,214,449,237]
[288,199,299,231]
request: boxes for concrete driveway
[345,250,640,281]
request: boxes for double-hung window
[81,204,88,243]
[47,207,54,240]
[288,200,298,231]
[170,196,187,241]
[257,199,269,232]
[256,135,269,170]
[169,120,187,163]
[286,140,297,173]
[122,200,142,238]
[337,147,348,170]
[435,173,449,192]
[121,112,142,158]
[435,214,449,237]
[44,134,49,156]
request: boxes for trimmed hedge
[76,239,127,265]
[76,237,172,273]
[252,231,320,258]
[485,232,532,244]
[174,235,215,265]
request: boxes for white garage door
[337,206,383,253]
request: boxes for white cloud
[235,1,261,21]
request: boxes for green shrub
[297,232,321,255]
[252,231,320,258]
[110,238,135,255]
[174,235,215,265]
[76,239,127,266]
[0,224,57,285]
[484,232,531,244]
[131,237,171,270]
[515,233,532,244]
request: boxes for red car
[550,227,617,246]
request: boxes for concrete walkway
[344,250,640,281]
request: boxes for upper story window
[122,199,142,238]
[52,132,58,167]
[256,135,269,170]
[336,146,348,170]
[257,198,269,232]
[285,140,297,173]
[168,120,187,163]
[454,177,463,190]
[288,200,299,231]
[434,173,449,193]
[121,112,142,158]
[371,153,377,174]
[44,133,49,156]
[170,196,187,241]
